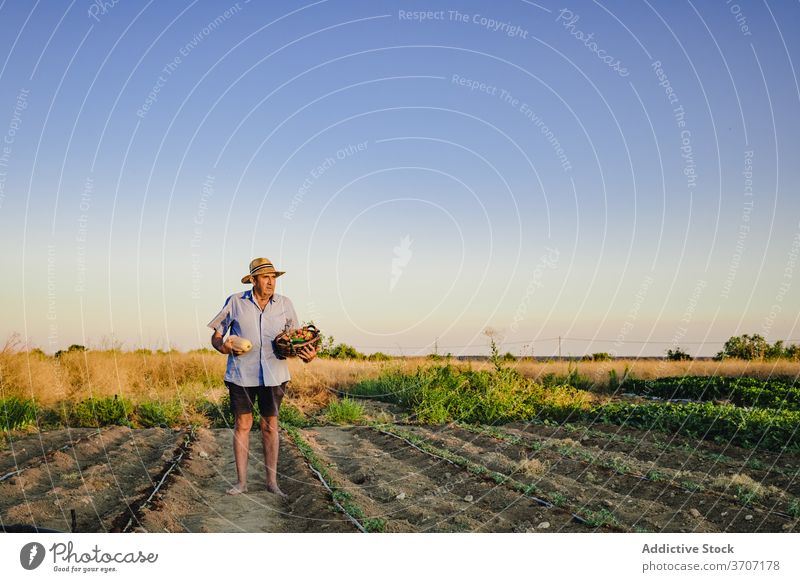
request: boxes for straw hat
[241,257,285,284]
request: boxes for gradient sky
[1,0,798,357]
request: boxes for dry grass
[2,347,798,414]
[711,472,783,502]
[0,349,395,412]
[503,358,800,384]
[515,457,549,477]
[346,356,800,384]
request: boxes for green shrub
[195,398,232,428]
[135,399,185,428]
[70,396,132,427]
[347,364,591,425]
[279,403,310,427]
[584,352,612,362]
[665,347,693,361]
[0,397,38,430]
[54,344,87,358]
[324,397,365,424]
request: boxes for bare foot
[266,483,287,497]
[226,484,248,495]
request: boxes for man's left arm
[288,298,317,363]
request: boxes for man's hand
[212,331,245,356]
[224,337,247,356]
[297,344,318,363]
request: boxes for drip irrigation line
[467,424,796,522]
[282,426,367,532]
[370,425,607,529]
[119,427,195,533]
[304,462,366,533]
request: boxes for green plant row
[347,366,800,452]
[282,424,385,532]
[348,364,592,425]
[370,423,622,530]
[619,376,800,411]
[0,396,311,431]
[590,401,800,452]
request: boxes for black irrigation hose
[304,462,367,533]
[282,427,367,533]
[117,427,196,533]
[465,424,798,522]
[0,428,110,482]
[370,425,603,529]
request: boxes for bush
[367,352,392,361]
[279,403,310,427]
[135,400,186,428]
[665,347,693,361]
[70,396,132,427]
[323,397,365,424]
[197,397,234,428]
[583,352,612,362]
[316,335,366,360]
[54,344,87,358]
[0,397,38,430]
[347,364,593,425]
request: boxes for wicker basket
[272,324,322,359]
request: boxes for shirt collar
[243,289,275,305]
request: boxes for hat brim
[242,271,285,284]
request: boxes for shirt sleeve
[285,297,300,330]
[207,295,233,336]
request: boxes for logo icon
[390,234,413,292]
[20,542,46,570]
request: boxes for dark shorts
[224,380,288,418]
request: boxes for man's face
[252,273,275,296]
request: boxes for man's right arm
[211,331,233,355]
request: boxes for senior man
[208,257,317,496]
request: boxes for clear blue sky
[1,0,798,356]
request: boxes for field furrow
[302,425,588,532]
[0,427,185,532]
[137,428,353,532]
[464,424,794,532]
[504,421,800,495]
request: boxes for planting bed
[2,420,797,532]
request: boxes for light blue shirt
[207,290,300,387]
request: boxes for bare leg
[261,415,285,496]
[228,413,253,495]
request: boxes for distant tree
[28,347,48,359]
[54,344,87,358]
[715,334,769,360]
[665,347,693,361]
[785,344,800,361]
[584,352,612,362]
[502,351,516,362]
[316,335,366,359]
[367,352,392,361]
[315,334,336,358]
